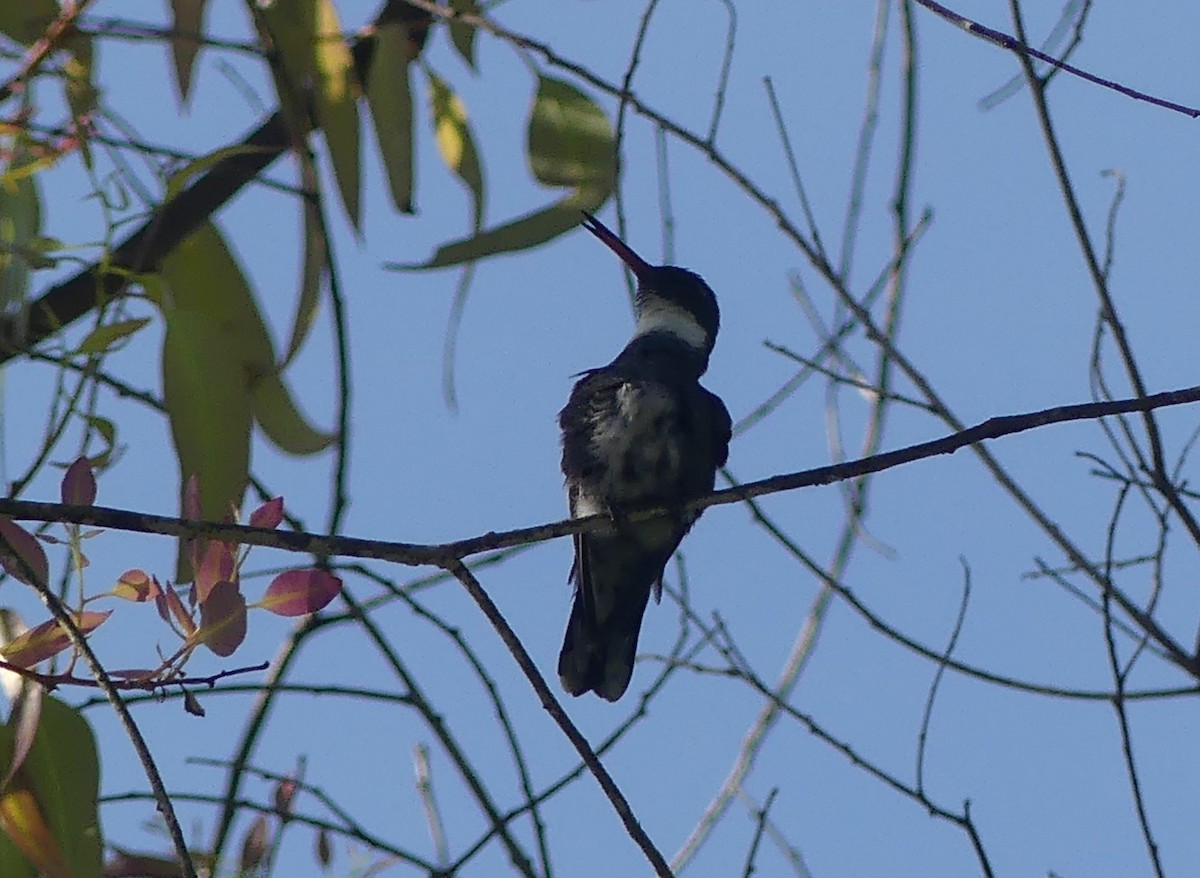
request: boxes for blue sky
[7,1,1200,876]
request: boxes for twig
[443,559,675,878]
[912,0,1200,117]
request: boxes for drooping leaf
[161,308,254,539]
[256,0,357,227]
[75,317,151,355]
[280,198,326,369]
[258,569,342,617]
[313,0,362,229]
[0,697,102,878]
[0,518,48,588]
[399,195,608,270]
[158,224,268,548]
[425,66,486,407]
[198,581,247,657]
[448,0,481,71]
[251,371,337,456]
[427,67,484,226]
[59,458,96,506]
[168,0,209,105]
[0,612,110,669]
[0,165,42,313]
[366,22,417,213]
[399,75,613,269]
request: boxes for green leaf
[527,76,616,190]
[252,372,337,456]
[448,0,481,71]
[280,199,326,369]
[75,317,151,355]
[158,223,331,578]
[61,28,97,121]
[165,144,274,203]
[81,415,117,469]
[168,0,209,105]
[427,67,484,226]
[397,189,608,270]
[367,23,417,213]
[0,698,103,878]
[312,0,362,229]
[161,308,254,526]
[0,2,57,45]
[159,226,268,532]
[398,75,613,270]
[0,168,42,312]
[259,0,359,227]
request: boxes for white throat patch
[634,299,709,350]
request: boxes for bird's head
[581,212,720,358]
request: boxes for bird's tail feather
[558,532,660,701]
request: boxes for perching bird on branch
[557,212,730,701]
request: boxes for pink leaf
[0,517,49,587]
[259,569,342,617]
[198,580,247,657]
[0,610,111,668]
[114,569,161,602]
[249,497,284,530]
[60,457,97,505]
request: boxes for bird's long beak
[581,211,653,279]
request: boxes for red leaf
[0,611,111,668]
[114,569,160,602]
[259,569,342,617]
[183,688,205,717]
[60,457,97,506]
[240,814,270,873]
[194,540,236,604]
[198,580,247,657]
[249,496,284,529]
[274,776,297,818]
[0,517,49,587]
[316,827,331,868]
[183,474,203,519]
[155,584,196,636]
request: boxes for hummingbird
[557,212,731,701]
